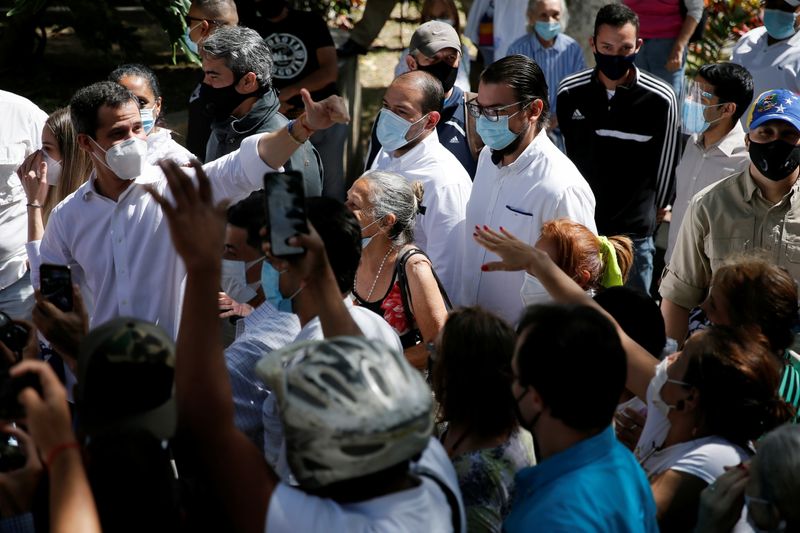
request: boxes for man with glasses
[459,54,595,326]
[185,0,239,160]
[557,4,680,297]
[369,70,472,301]
[661,89,800,342]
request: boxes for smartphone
[0,433,25,472]
[263,171,308,257]
[0,371,41,420]
[40,264,73,312]
[0,312,28,358]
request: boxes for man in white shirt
[370,70,472,302]
[39,81,347,339]
[461,55,596,325]
[152,164,465,532]
[665,62,753,262]
[0,90,47,319]
[731,0,800,107]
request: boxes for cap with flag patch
[748,89,800,131]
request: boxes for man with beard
[201,25,323,196]
[367,20,483,179]
[460,54,595,325]
[369,70,472,301]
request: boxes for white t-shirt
[264,438,466,533]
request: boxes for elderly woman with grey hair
[346,170,449,371]
[696,424,800,533]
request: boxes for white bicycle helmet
[256,336,433,489]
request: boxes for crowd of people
[2,0,800,531]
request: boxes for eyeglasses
[466,98,534,122]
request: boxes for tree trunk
[565,0,617,66]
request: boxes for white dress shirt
[665,122,749,262]
[39,134,273,339]
[371,131,472,301]
[0,91,47,291]
[461,129,596,325]
[732,27,800,116]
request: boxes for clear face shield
[682,78,726,135]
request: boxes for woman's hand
[218,292,254,318]
[473,226,545,273]
[17,151,49,206]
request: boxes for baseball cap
[748,89,800,131]
[409,20,461,58]
[76,317,176,440]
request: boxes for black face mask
[200,80,259,121]
[417,60,459,94]
[513,388,542,432]
[749,138,800,181]
[257,0,287,19]
[593,51,637,81]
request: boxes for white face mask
[89,137,147,181]
[636,356,691,460]
[221,257,264,303]
[41,150,62,186]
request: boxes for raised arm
[147,159,276,533]
[474,226,658,400]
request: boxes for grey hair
[757,424,800,523]
[360,170,423,247]
[202,26,273,89]
[527,0,569,31]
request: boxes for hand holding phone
[40,264,73,312]
[263,171,308,257]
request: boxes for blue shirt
[504,426,658,533]
[226,302,300,450]
[507,32,586,119]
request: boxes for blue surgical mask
[376,108,428,152]
[183,25,200,55]
[476,114,523,150]
[681,100,724,134]
[140,107,156,134]
[360,217,383,250]
[763,9,799,40]
[261,262,302,313]
[534,21,561,41]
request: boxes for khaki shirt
[661,167,800,308]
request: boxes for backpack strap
[396,248,453,329]
[416,466,463,533]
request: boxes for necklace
[355,246,394,301]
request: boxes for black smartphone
[40,264,73,312]
[263,171,308,257]
[0,433,25,472]
[0,312,29,358]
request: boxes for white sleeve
[25,240,42,288]
[669,441,751,484]
[203,134,282,204]
[683,0,704,22]
[266,484,367,533]
[550,186,597,234]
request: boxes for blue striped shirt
[507,32,586,118]
[225,302,300,451]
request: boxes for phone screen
[40,264,73,312]
[264,171,308,257]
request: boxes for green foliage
[687,0,762,76]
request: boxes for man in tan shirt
[661,88,800,342]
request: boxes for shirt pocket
[704,237,750,272]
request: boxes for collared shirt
[294,296,403,353]
[39,134,273,339]
[371,131,472,301]
[504,426,658,533]
[506,32,586,119]
[666,122,749,262]
[226,302,300,450]
[0,91,47,291]
[661,167,800,309]
[732,27,800,111]
[461,129,596,325]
